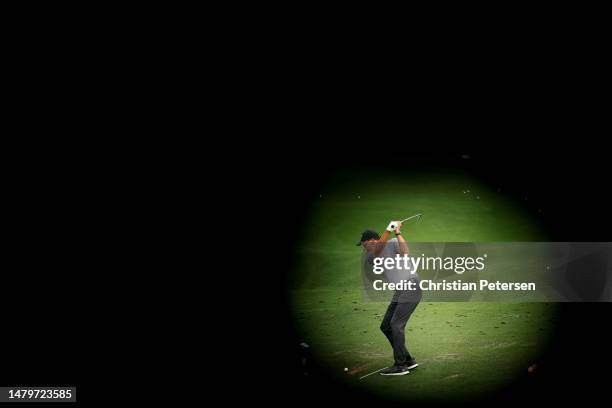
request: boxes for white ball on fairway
[344,367,349,372]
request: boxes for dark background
[2,155,85,404]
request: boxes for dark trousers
[380,300,420,365]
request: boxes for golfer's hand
[386,221,401,232]
[395,222,402,233]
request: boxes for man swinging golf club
[357,218,422,376]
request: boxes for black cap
[356,229,380,246]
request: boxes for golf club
[389,214,422,230]
[359,366,390,380]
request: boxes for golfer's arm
[395,233,409,256]
[373,230,391,256]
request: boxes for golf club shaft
[401,214,422,223]
[359,366,389,380]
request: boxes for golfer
[357,221,422,376]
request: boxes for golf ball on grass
[344,367,349,372]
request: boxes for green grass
[289,170,558,402]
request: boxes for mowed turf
[289,170,558,402]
